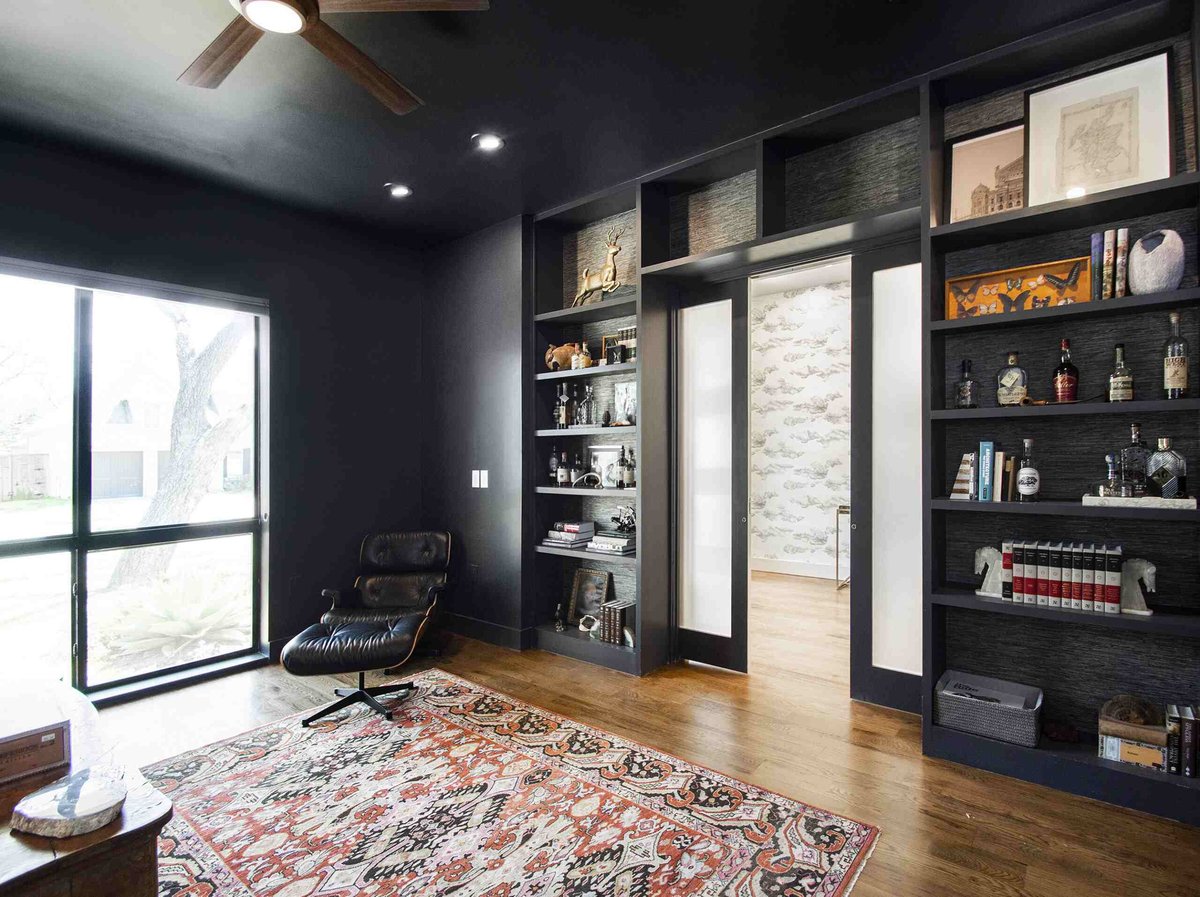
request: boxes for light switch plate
[471,470,480,488]
[480,470,489,488]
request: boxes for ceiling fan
[179,0,489,115]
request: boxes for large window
[0,271,265,693]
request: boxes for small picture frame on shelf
[614,382,637,425]
[945,122,1024,223]
[602,334,625,365]
[945,256,1090,320]
[1025,51,1173,206]
[589,444,622,488]
[568,568,611,624]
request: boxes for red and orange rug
[147,669,878,896]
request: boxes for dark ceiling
[0,0,1122,244]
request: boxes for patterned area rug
[147,669,878,896]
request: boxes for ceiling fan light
[242,0,305,34]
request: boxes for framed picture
[946,123,1024,223]
[945,256,1090,320]
[568,568,610,624]
[601,334,624,365]
[1026,51,1173,206]
[614,381,637,425]
[589,444,622,488]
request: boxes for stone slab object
[11,767,126,838]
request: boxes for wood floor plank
[98,572,1200,895]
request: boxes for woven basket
[935,670,1043,748]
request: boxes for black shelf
[930,287,1200,332]
[536,426,637,438]
[931,498,1199,521]
[929,172,1200,251]
[535,486,633,496]
[932,588,1200,637]
[536,362,637,381]
[925,725,1200,827]
[534,295,638,325]
[639,201,920,281]
[533,623,638,675]
[930,398,1200,419]
[534,544,637,565]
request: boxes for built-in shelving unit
[522,0,1199,827]
[536,361,637,381]
[920,0,1200,827]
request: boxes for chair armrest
[422,583,447,612]
[322,588,360,610]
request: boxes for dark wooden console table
[0,683,172,896]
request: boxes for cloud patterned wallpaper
[750,279,851,577]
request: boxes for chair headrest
[360,531,451,573]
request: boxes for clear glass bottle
[996,351,1028,406]
[1117,422,1150,496]
[549,444,559,484]
[1053,338,1079,403]
[579,340,593,369]
[1147,436,1188,498]
[1163,311,1189,399]
[557,383,571,428]
[955,359,978,409]
[1095,452,1129,497]
[583,385,596,426]
[570,384,582,425]
[1016,437,1039,502]
[1108,344,1134,402]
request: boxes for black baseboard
[440,612,529,650]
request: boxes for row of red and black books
[999,540,1123,613]
[598,598,635,646]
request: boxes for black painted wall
[0,132,426,652]
[421,215,530,647]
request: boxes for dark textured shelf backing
[936,513,1199,613]
[668,170,757,260]
[944,607,1200,734]
[939,304,1199,409]
[783,117,920,231]
[942,34,1196,174]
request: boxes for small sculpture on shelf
[1128,229,1185,295]
[974,545,1004,599]
[1119,558,1156,616]
[611,505,636,534]
[546,343,579,371]
[554,603,565,632]
[572,226,626,306]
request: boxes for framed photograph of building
[946,123,1024,223]
[1026,51,1173,206]
[568,568,611,624]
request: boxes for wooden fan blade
[320,1,488,12]
[178,16,263,89]
[301,19,422,114]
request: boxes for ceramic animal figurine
[572,226,625,306]
[1119,557,1156,616]
[545,343,578,371]
[974,545,1004,598]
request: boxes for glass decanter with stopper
[955,359,978,409]
[996,351,1027,406]
[1147,436,1188,498]
[1117,422,1150,496]
[1094,452,1134,498]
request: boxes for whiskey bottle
[1117,422,1150,495]
[1053,338,1079,403]
[955,359,978,409]
[549,445,559,484]
[1016,437,1039,502]
[569,452,582,483]
[1107,344,1134,402]
[1163,311,1189,399]
[996,351,1028,406]
[556,450,570,486]
[615,446,627,490]
[622,448,636,488]
[579,340,593,369]
[1147,436,1188,498]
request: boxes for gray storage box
[935,670,1043,748]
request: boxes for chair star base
[301,672,415,728]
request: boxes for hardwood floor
[100,572,1200,896]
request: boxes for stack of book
[542,520,594,550]
[1099,701,1198,777]
[1090,227,1130,300]
[599,599,635,645]
[587,531,635,557]
[950,441,1015,502]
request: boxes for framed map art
[1025,52,1173,206]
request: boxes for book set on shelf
[543,520,636,559]
[598,599,635,646]
[1097,696,1198,778]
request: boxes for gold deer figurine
[572,226,625,306]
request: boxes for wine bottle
[1016,438,1039,503]
[1053,338,1078,403]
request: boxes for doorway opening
[747,258,852,683]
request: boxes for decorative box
[935,670,1043,748]
[0,706,71,787]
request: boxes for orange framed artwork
[945,256,1091,320]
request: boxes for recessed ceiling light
[471,133,505,152]
[240,0,305,34]
[385,183,412,198]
